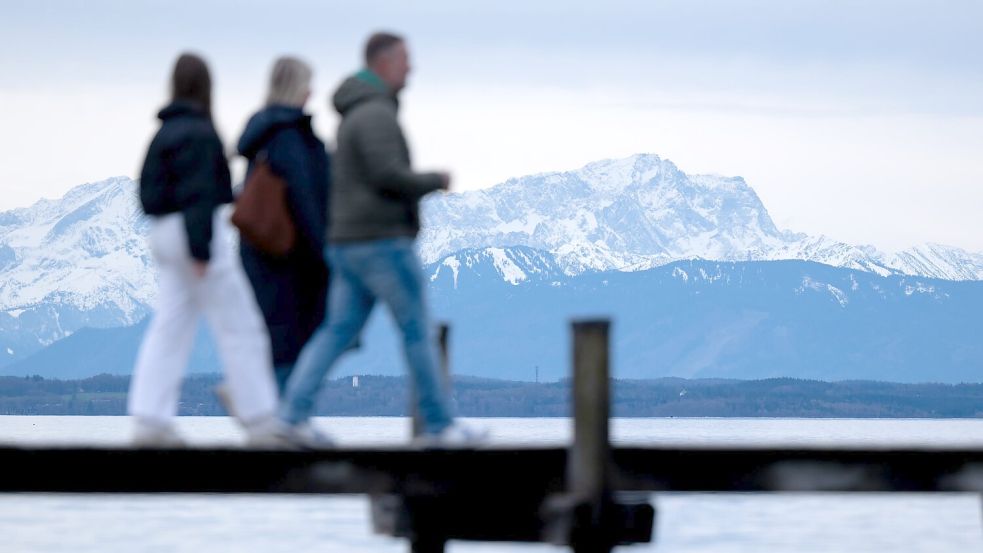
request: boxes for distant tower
[535,365,539,384]
[352,375,359,388]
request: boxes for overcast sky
[1,0,981,251]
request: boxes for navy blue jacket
[237,105,331,366]
[139,101,233,261]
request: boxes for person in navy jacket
[236,56,331,391]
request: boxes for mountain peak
[420,154,982,281]
[575,153,680,195]
[579,152,671,172]
[37,176,129,209]
[421,153,782,268]
[0,175,153,349]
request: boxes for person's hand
[438,172,452,192]
[192,261,208,278]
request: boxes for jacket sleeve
[172,133,232,262]
[138,135,169,214]
[267,130,327,255]
[353,104,443,199]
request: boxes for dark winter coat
[329,69,444,242]
[139,101,234,261]
[237,105,331,366]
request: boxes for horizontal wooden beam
[0,445,564,495]
[3,445,983,494]
[613,446,983,492]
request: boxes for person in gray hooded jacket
[276,32,484,447]
[328,58,447,242]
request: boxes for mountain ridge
[1,154,981,367]
[6,258,981,383]
[420,154,983,281]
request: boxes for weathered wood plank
[3,445,983,494]
[0,445,565,494]
[613,446,983,492]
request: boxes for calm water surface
[1,416,981,552]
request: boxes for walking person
[276,32,484,447]
[237,56,331,392]
[128,52,281,447]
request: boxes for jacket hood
[157,100,208,121]
[332,70,393,116]
[237,105,309,158]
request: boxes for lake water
[1,416,981,552]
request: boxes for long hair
[171,52,212,115]
[265,56,313,107]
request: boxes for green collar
[356,69,389,93]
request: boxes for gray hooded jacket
[329,70,443,242]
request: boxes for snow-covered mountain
[9,258,983,383]
[420,154,983,282]
[2,155,981,366]
[0,177,154,363]
[428,246,565,287]
[421,154,783,273]
[882,243,983,281]
[0,177,153,313]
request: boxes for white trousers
[128,211,278,425]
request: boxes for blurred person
[236,56,331,392]
[275,32,484,447]
[128,52,281,447]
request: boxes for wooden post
[570,319,613,553]
[410,536,446,553]
[411,323,450,437]
[406,324,451,552]
[571,320,611,500]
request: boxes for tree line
[2,373,983,418]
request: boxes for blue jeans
[279,238,453,434]
[274,364,294,395]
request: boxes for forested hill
[2,374,983,418]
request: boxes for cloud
[1,0,981,252]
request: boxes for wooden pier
[3,320,983,552]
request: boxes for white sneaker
[132,419,186,448]
[276,421,336,450]
[214,382,237,418]
[242,416,294,449]
[413,422,489,449]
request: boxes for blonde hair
[265,56,313,107]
